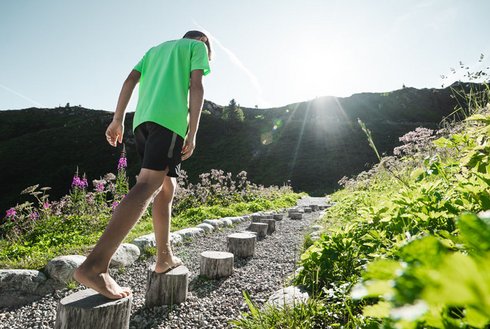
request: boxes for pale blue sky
[1,0,489,111]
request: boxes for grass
[0,192,301,270]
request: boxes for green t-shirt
[132,38,211,138]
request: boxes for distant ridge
[0,85,476,214]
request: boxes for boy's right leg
[74,167,168,299]
[151,176,183,273]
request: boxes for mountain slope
[0,85,467,213]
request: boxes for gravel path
[0,200,325,329]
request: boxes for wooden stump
[227,233,256,258]
[290,212,303,220]
[273,213,284,221]
[200,251,234,279]
[288,208,303,216]
[257,218,276,234]
[145,264,189,307]
[55,289,132,329]
[247,222,268,238]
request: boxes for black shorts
[134,122,184,177]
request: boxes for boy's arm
[182,69,204,160]
[105,70,141,147]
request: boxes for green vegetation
[233,71,490,327]
[0,158,300,269]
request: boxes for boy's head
[183,30,212,60]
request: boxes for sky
[1,0,489,111]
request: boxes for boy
[74,30,211,299]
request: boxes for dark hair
[183,30,212,60]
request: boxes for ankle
[78,261,108,274]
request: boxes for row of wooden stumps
[54,210,295,329]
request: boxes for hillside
[0,85,471,214]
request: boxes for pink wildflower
[117,157,127,170]
[6,208,16,218]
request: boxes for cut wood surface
[145,264,189,307]
[227,232,256,258]
[200,251,234,279]
[54,288,132,329]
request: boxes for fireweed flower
[43,201,51,209]
[111,201,119,210]
[71,174,88,189]
[95,181,105,192]
[6,208,16,218]
[29,212,39,220]
[117,157,127,170]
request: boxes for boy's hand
[105,120,124,147]
[181,136,196,161]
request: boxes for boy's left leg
[152,175,183,273]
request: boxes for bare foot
[154,256,183,274]
[73,266,132,300]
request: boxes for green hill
[0,85,471,214]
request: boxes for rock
[265,286,309,308]
[479,210,490,219]
[110,244,140,268]
[310,232,321,241]
[219,218,233,227]
[242,215,251,221]
[174,227,205,240]
[45,255,86,283]
[0,269,57,307]
[203,219,223,228]
[310,225,322,231]
[170,232,183,245]
[196,223,214,233]
[228,217,243,224]
[131,233,156,251]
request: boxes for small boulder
[174,227,205,239]
[45,255,86,284]
[110,243,140,268]
[204,219,224,228]
[170,232,184,245]
[196,223,214,233]
[132,233,156,251]
[219,218,233,227]
[310,225,322,231]
[0,269,52,307]
[228,216,243,224]
[265,286,309,308]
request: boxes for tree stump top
[200,251,233,259]
[228,232,256,239]
[59,288,132,309]
[148,264,189,276]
